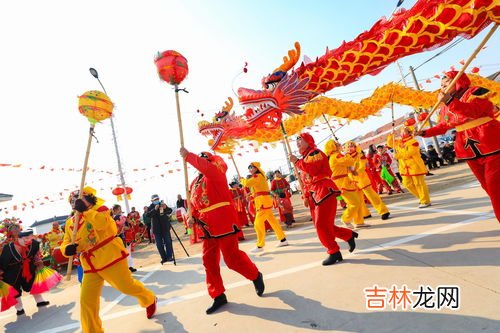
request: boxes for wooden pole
[174,85,192,215]
[417,24,498,132]
[391,100,396,149]
[229,153,242,179]
[66,124,95,280]
[174,85,189,193]
[322,113,338,141]
[279,122,306,200]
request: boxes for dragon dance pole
[229,153,242,179]
[417,24,498,132]
[322,113,340,142]
[280,122,306,203]
[174,84,191,207]
[66,124,95,280]
[154,50,191,219]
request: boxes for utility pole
[409,66,442,155]
[89,68,130,214]
[395,61,429,152]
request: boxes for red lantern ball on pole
[154,50,189,85]
[112,187,125,201]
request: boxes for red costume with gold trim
[229,186,248,240]
[295,133,353,255]
[422,71,500,221]
[271,176,295,223]
[186,152,259,299]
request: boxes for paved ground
[1,162,499,333]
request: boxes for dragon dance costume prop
[198,0,499,153]
[184,151,264,314]
[421,71,500,221]
[293,133,357,265]
[61,187,156,333]
[324,140,366,228]
[345,142,391,220]
[241,162,288,251]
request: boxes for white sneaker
[418,203,431,208]
[276,240,289,247]
[250,247,264,253]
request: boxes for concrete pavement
[1,173,499,333]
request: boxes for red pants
[202,234,259,298]
[313,195,353,254]
[467,153,500,222]
[307,196,315,220]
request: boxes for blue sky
[0,0,498,225]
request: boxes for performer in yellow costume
[389,125,431,208]
[344,141,391,220]
[241,162,288,252]
[46,222,64,250]
[61,187,157,333]
[324,140,368,228]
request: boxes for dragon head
[198,97,250,152]
[237,42,315,129]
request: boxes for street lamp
[89,67,131,214]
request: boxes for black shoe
[322,252,343,266]
[347,231,358,252]
[16,309,25,316]
[206,293,228,314]
[36,301,50,307]
[364,215,372,219]
[129,267,137,273]
[160,260,167,265]
[166,257,174,262]
[252,272,265,296]
[381,212,390,220]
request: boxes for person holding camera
[61,187,157,333]
[146,195,174,265]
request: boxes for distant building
[30,215,69,235]
[0,193,13,202]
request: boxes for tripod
[169,223,190,266]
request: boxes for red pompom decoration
[154,50,189,85]
[417,112,429,122]
[471,67,480,73]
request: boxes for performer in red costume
[180,148,265,314]
[229,182,248,240]
[417,71,500,222]
[289,133,358,265]
[270,170,295,224]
